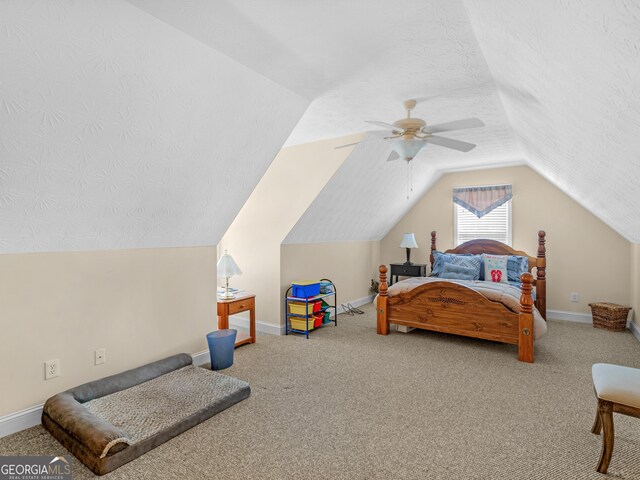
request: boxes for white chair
[591,363,640,474]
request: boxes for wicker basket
[589,302,631,331]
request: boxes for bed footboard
[518,272,534,363]
[376,266,537,363]
[377,265,389,335]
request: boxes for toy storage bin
[290,317,315,331]
[319,281,334,294]
[291,281,320,298]
[289,300,321,316]
[313,313,323,328]
[322,311,332,324]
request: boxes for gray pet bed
[42,353,250,475]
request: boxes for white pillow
[482,253,508,283]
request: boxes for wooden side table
[217,294,256,347]
[389,263,427,285]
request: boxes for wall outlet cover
[95,348,106,365]
[45,359,60,380]
[570,292,579,302]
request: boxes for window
[454,198,512,246]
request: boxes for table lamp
[217,250,242,299]
[399,233,419,265]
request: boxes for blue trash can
[206,329,237,370]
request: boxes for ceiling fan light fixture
[391,138,426,161]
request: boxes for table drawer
[228,297,254,315]
[396,266,421,276]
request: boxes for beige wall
[381,165,631,314]
[218,133,363,327]
[281,241,380,310]
[631,244,640,327]
[0,246,217,416]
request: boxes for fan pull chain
[406,160,414,200]
[406,161,409,199]
[410,160,413,194]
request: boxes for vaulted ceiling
[1,0,639,253]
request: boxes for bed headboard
[429,230,547,319]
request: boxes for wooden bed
[377,230,546,363]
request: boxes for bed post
[430,231,437,270]
[518,272,534,363]
[536,230,546,320]
[377,265,389,335]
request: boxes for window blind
[455,200,511,246]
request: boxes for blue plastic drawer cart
[285,278,337,339]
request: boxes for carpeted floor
[2,304,640,479]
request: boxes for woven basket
[589,302,631,331]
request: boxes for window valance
[453,184,512,218]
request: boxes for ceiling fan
[335,99,485,162]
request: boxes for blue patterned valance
[453,184,512,218]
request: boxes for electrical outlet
[570,292,579,303]
[45,359,60,380]
[95,348,106,365]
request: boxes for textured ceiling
[464,0,640,242]
[284,134,524,244]
[0,0,307,253]
[2,0,639,252]
[130,0,528,245]
[282,0,525,243]
[287,0,640,244]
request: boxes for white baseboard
[628,320,640,343]
[548,309,640,343]
[0,349,239,439]
[335,294,375,317]
[228,317,285,336]
[0,405,43,439]
[546,309,592,324]
[191,350,210,367]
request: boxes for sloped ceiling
[463,0,640,242]
[284,134,523,244]
[2,1,639,252]
[129,1,527,245]
[0,0,308,253]
[287,0,640,244]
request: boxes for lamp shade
[399,233,419,249]
[217,250,242,277]
[391,138,426,161]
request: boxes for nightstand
[389,263,427,285]
[217,294,256,347]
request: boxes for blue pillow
[431,251,477,277]
[430,251,453,277]
[507,255,529,283]
[445,255,481,280]
[442,263,478,281]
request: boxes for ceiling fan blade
[335,141,361,149]
[423,118,485,134]
[365,120,404,131]
[334,134,387,149]
[386,151,400,162]
[423,135,476,152]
